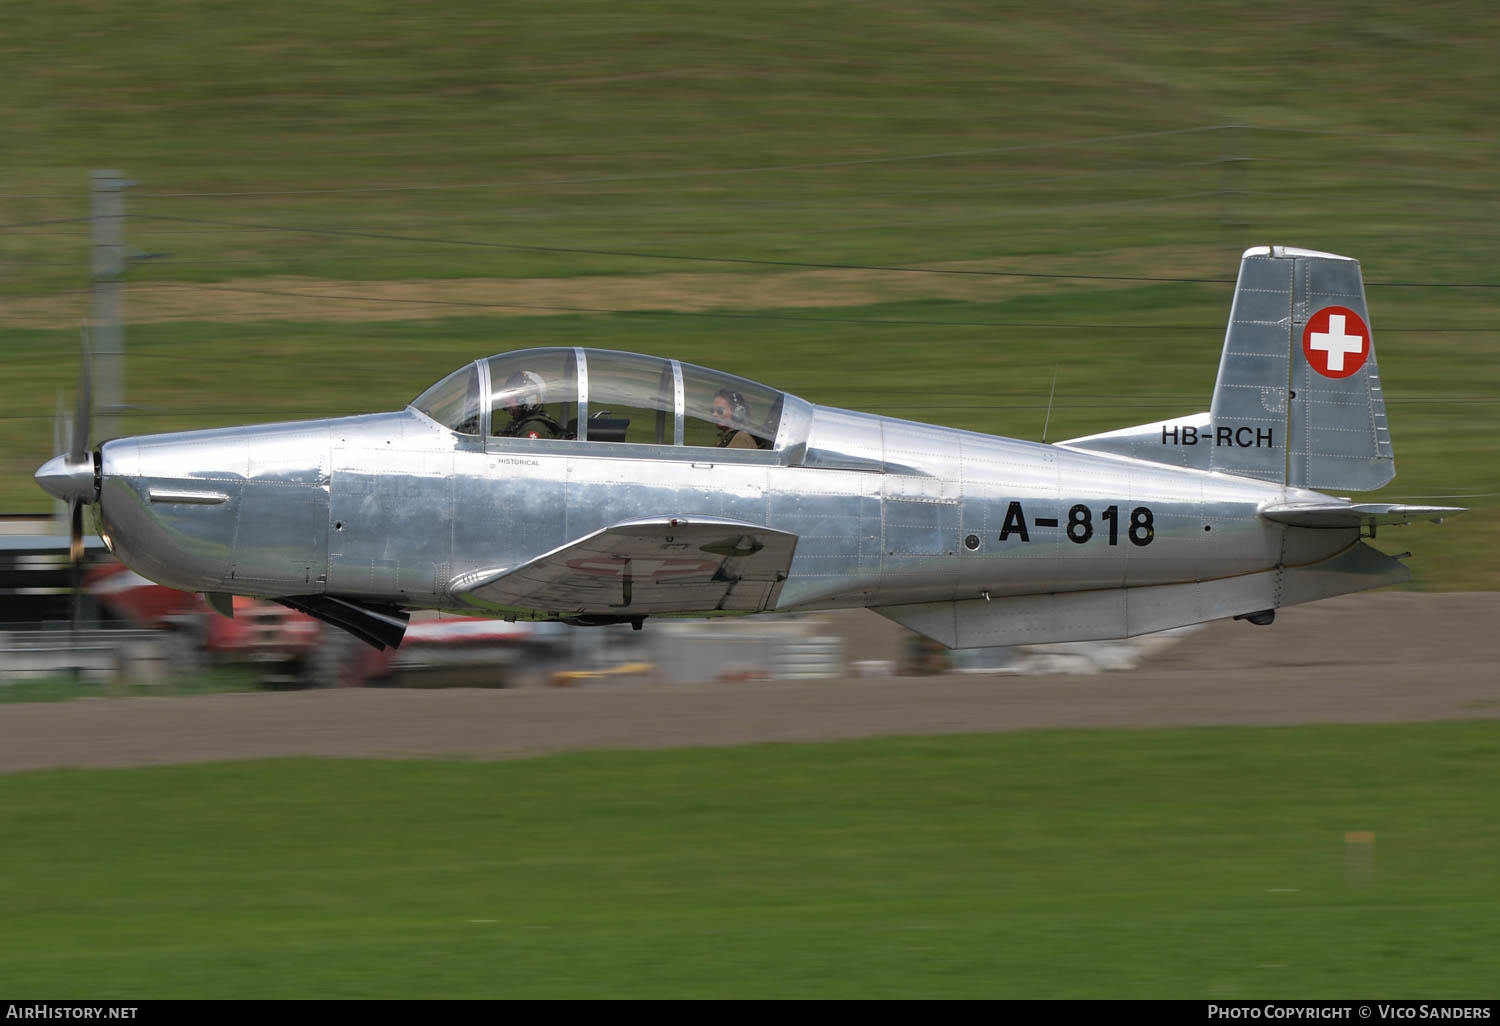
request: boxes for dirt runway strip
[2,592,1497,773]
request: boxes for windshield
[411,363,481,435]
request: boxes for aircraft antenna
[1041,364,1059,444]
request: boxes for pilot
[496,370,564,439]
[712,389,759,450]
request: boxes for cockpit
[411,347,796,452]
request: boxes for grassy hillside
[3,1,1496,585]
[2,725,1497,998]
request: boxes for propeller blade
[70,499,85,566]
[69,498,85,632]
[51,391,71,531]
[70,331,92,464]
[54,389,67,458]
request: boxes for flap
[449,515,798,616]
[1258,501,1466,529]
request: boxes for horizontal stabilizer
[449,515,798,617]
[1259,501,1466,529]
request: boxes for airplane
[35,245,1465,653]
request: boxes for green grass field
[2,724,1497,998]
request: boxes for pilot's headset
[505,370,546,410]
[717,389,748,426]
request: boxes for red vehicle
[85,562,567,687]
[87,562,328,685]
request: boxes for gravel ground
[1,592,1496,773]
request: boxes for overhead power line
[123,126,1236,198]
[126,214,1237,283]
[0,217,94,231]
[131,216,1500,288]
[136,280,1224,324]
[130,281,1500,333]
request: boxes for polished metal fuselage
[95,395,1353,618]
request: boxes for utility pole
[91,169,128,444]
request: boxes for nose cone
[35,453,96,504]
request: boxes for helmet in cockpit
[500,370,546,412]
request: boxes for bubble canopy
[412,347,791,450]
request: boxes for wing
[1259,501,1466,529]
[448,515,798,616]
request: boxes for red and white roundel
[1302,306,1370,379]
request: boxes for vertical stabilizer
[1209,246,1394,490]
